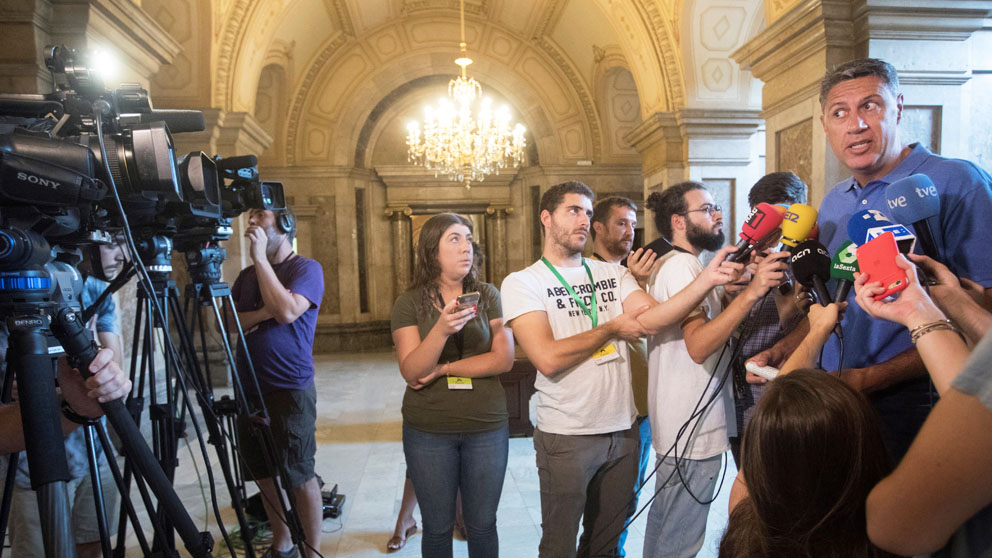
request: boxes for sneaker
[261,546,299,558]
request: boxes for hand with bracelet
[854,254,969,394]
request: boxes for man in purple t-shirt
[231,206,324,558]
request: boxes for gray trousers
[534,425,640,558]
[642,454,723,558]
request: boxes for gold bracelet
[909,320,963,344]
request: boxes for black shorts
[236,384,317,489]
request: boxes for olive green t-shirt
[390,283,508,433]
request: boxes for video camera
[0,45,285,289]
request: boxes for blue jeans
[643,454,722,558]
[403,423,509,558]
[617,416,652,556]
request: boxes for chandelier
[406,0,526,188]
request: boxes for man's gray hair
[819,58,900,107]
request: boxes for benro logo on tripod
[16,171,61,190]
[13,317,45,328]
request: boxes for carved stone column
[485,206,513,287]
[385,206,413,297]
[625,110,763,244]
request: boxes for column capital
[172,108,273,158]
[384,206,413,219]
[485,206,514,216]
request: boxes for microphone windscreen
[886,174,940,224]
[780,204,818,247]
[137,109,206,133]
[739,202,784,242]
[847,209,891,246]
[830,240,859,281]
[790,240,832,287]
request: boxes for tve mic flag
[791,240,833,305]
[885,174,941,262]
[847,209,917,254]
[728,202,784,262]
[830,241,859,301]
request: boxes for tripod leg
[83,424,113,558]
[8,322,75,558]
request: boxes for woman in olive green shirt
[391,213,514,558]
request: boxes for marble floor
[129,351,736,557]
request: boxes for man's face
[545,193,593,256]
[820,75,903,184]
[99,240,127,280]
[682,189,725,253]
[597,205,637,257]
[247,209,287,258]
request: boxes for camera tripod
[111,239,311,558]
[0,258,214,558]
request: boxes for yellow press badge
[593,343,620,364]
[447,376,474,390]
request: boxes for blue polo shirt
[817,143,992,459]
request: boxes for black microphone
[885,174,941,262]
[791,240,833,306]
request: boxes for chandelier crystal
[406,0,526,188]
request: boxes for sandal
[387,524,418,552]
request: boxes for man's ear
[540,209,551,231]
[592,221,605,237]
[895,93,904,124]
[671,213,685,233]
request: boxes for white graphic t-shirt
[501,258,641,435]
[647,251,736,461]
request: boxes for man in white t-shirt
[501,181,744,558]
[641,182,788,558]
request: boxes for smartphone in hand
[857,232,908,301]
[454,291,481,312]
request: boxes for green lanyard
[542,257,599,327]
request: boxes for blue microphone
[847,209,890,246]
[886,174,941,262]
[847,209,917,254]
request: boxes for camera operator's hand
[59,348,132,419]
[245,225,268,263]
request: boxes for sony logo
[16,171,60,189]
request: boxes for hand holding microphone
[790,240,833,306]
[728,202,784,263]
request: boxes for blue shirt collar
[842,142,931,192]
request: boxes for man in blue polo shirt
[751,58,992,461]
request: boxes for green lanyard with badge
[542,257,620,364]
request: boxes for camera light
[90,48,120,83]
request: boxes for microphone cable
[590,289,773,556]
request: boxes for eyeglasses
[683,204,722,216]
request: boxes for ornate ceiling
[145,0,773,167]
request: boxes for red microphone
[728,202,784,262]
